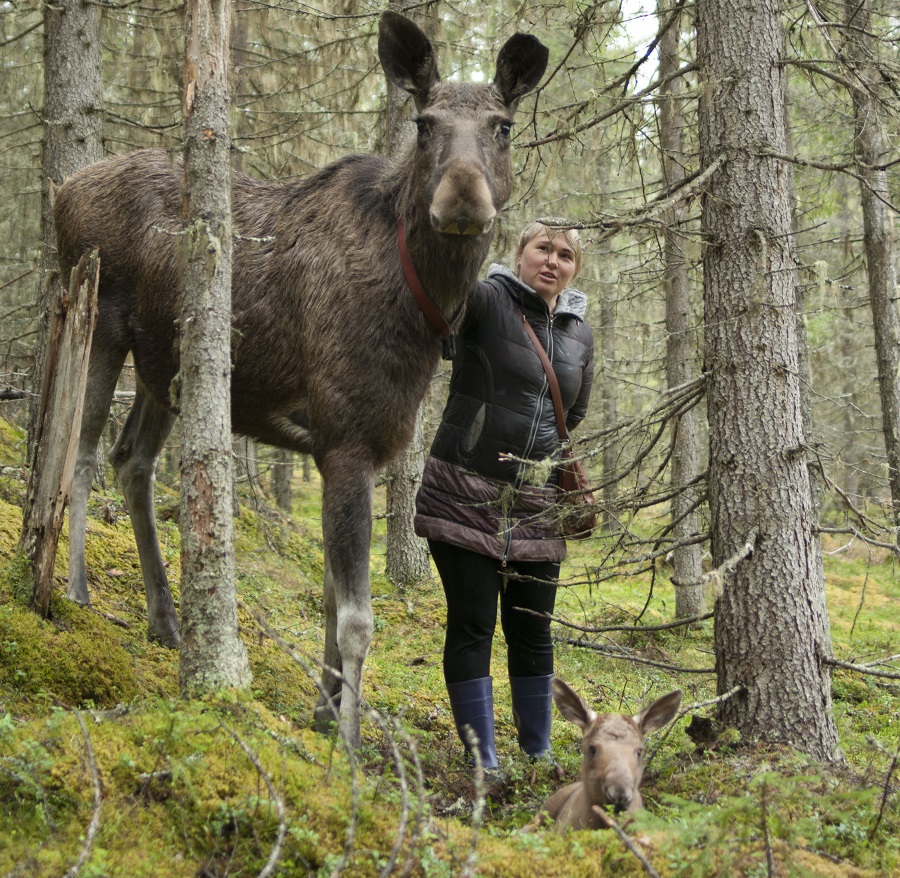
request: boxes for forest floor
[0,413,898,877]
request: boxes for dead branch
[822,656,900,681]
[671,528,758,593]
[591,807,662,878]
[868,731,900,840]
[517,607,714,634]
[560,638,715,675]
[64,711,103,878]
[222,724,287,878]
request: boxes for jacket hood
[487,263,588,320]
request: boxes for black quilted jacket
[414,265,594,563]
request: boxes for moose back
[54,12,548,747]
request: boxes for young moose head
[540,679,682,829]
[378,11,548,236]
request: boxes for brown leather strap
[398,218,451,338]
[518,308,568,444]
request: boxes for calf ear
[552,678,596,731]
[634,690,683,735]
[493,33,549,111]
[378,11,441,111]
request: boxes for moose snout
[603,782,635,813]
[429,160,496,235]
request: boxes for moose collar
[398,218,457,359]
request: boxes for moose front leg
[314,452,375,749]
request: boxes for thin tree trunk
[178,0,251,692]
[843,0,900,538]
[659,0,703,617]
[31,0,103,461]
[697,0,840,762]
[272,446,294,512]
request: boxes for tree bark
[178,0,251,692]
[659,0,704,617]
[697,0,840,761]
[19,252,99,616]
[842,0,900,538]
[271,446,294,512]
[31,0,103,462]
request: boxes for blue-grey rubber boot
[510,674,554,759]
[446,676,499,770]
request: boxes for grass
[0,415,898,876]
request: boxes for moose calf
[536,678,682,831]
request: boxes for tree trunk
[696,0,840,761]
[178,0,251,692]
[271,446,294,512]
[19,252,99,616]
[379,1,436,587]
[843,0,900,537]
[31,0,103,461]
[659,0,703,617]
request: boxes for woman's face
[516,233,578,306]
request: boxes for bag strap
[517,308,569,444]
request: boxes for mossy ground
[0,415,897,876]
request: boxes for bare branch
[822,655,900,681]
[592,807,662,878]
[64,712,103,878]
[671,527,758,592]
[560,638,716,674]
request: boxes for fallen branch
[868,732,900,840]
[518,607,714,634]
[223,724,287,878]
[64,711,103,878]
[592,807,662,878]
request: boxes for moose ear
[552,678,596,732]
[378,11,441,111]
[634,690,683,736]
[493,33,549,110]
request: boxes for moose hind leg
[68,346,128,605]
[314,454,376,748]
[110,385,179,646]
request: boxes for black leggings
[428,539,559,684]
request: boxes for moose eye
[636,747,644,760]
[497,121,512,139]
[587,744,597,758]
[415,118,431,140]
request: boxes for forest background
[0,0,898,876]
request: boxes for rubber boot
[446,676,499,770]
[510,674,554,759]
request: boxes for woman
[414,220,594,769]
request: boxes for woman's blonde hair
[514,219,583,279]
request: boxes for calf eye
[636,747,644,760]
[497,121,512,140]
[587,744,597,758]
[415,118,431,140]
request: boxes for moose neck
[401,210,494,314]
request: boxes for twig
[868,731,900,840]
[760,781,780,878]
[671,528,758,593]
[560,638,715,674]
[646,686,745,767]
[517,607,714,634]
[64,712,103,878]
[592,807,662,878]
[822,656,900,681]
[222,724,287,878]
[460,725,487,878]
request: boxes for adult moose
[54,12,548,747]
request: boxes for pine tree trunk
[178,0,251,692]
[697,0,840,761]
[659,0,703,617]
[272,446,294,512]
[843,0,900,537]
[31,0,103,461]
